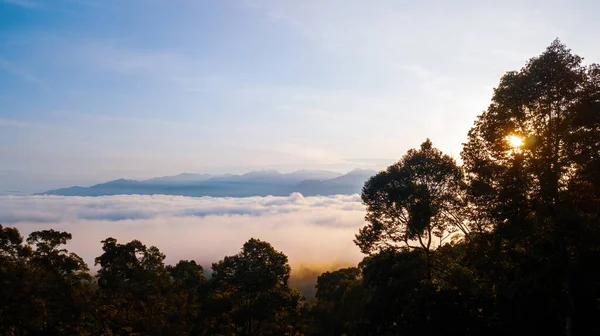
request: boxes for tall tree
[461,39,600,335]
[25,230,90,335]
[355,139,463,281]
[0,225,32,335]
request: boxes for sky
[2,0,600,191]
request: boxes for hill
[37,169,376,197]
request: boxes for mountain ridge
[37,169,376,197]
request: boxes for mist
[0,193,366,295]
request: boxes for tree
[0,226,96,335]
[461,39,600,335]
[27,230,89,281]
[461,39,593,224]
[95,237,171,335]
[0,224,29,261]
[355,139,463,281]
[210,238,303,336]
[24,230,91,335]
[168,259,206,289]
[357,249,428,336]
[166,260,208,335]
[312,267,366,336]
[0,225,32,335]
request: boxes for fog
[0,193,366,294]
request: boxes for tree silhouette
[462,39,600,335]
[312,267,365,335]
[356,139,463,283]
[95,237,171,335]
[210,238,304,336]
[166,260,208,335]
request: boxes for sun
[506,135,524,149]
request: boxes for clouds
[0,194,366,270]
[4,0,600,188]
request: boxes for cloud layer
[0,194,366,271]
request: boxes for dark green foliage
[0,230,305,336]
[208,238,304,335]
[310,267,366,335]
[166,260,208,335]
[0,226,91,335]
[94,238,173,335]
[359,249,428,335]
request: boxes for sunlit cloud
[0,194,366,270]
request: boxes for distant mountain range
[36,169,377,197]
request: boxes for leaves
[210,238,303,336]
[356,139,463,255]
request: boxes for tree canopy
[356,139,464,254]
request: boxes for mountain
[144,173,213,184]
[40,179,146,197]
[216,170,285,183]
[295,169,377,196]
[330,168,376,183]
[37,169,377,197]
[205,170,341,184]
[287,169,343,181]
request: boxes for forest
[1,40,599,335]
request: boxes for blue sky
[1,0,599,191]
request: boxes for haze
[1,193,365,296]
[2,0,600,190]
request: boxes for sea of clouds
[0,193,366,276]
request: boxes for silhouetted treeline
[2,39,600,335]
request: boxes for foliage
[461,39,600,335]
[310,267,365,335]
[209,238,304,336]
[355,139,464,256]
